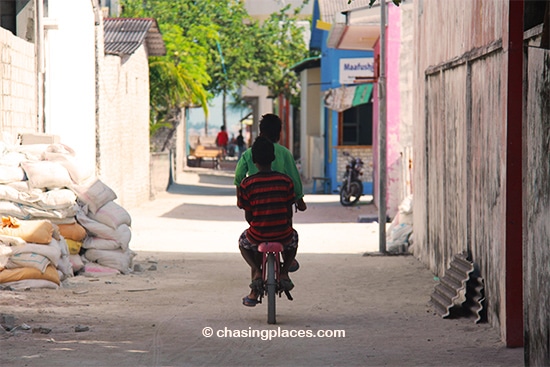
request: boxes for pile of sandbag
[0,218,72,289]
[386,195,414,253]
[0,141,134,288]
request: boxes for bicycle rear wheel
[266,253,277,324]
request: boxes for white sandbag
[0,185,76,210]
[84,248,135,274]
[0,165,25,184]
[70,178,117,214]
[7,181,42,193]
[13,144,50,161]
[76,211,131,247]
[11,243,61,267]
[1,279,59,290]
[49,238,73,278]
[39,189,77,210]
[0,234,26,247]
[0,200,77,221]
[43,144,94,184]
[83,237,120,251]
[87,201,131,229]
[20,160,73,189]
[0,151,26,167]
[0,244,13,267]
[6,252,50,273]
[69,254,85,272]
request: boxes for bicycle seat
[258,242,284,253]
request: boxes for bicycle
[257,241,293,324]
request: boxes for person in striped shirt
[237,136,298,307]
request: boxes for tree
[121,0,214,151]
[120,0,310,150]
[247,3,310,107]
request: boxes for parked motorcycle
[339,151,364,206]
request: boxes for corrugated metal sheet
[318,0,372,22]
[430,252,485,323]
[104,18,166,57]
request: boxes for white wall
[43,0,96,172]
[98,48,151,209]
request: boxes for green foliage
[120,0,310,150]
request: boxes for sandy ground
[0,171,524,367]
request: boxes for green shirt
[234,143,304,200]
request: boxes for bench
[311,177,331,194]
[192,145,222,169]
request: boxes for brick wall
[0,27,37,140]
[335,147,373,184]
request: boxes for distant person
[236,129,246,160]
[237,136,298,307]
[216,125,229,157]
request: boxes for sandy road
[0,172,523,367]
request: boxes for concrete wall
[98,47,151,209]
[1,3,152,211]
[44,0,97,171]
[412,0,509,337]
[524,46,550,366]
[300,67,323,180]
[0,27,37,141]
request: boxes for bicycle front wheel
[266,253,277,324]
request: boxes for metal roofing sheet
[104,18,166,57]
[318,0,373,22]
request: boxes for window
[0,0,16,35]
[340,103,373,146]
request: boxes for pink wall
[373,3,402,217]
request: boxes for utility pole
[378,0,387,253]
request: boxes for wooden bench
[193,145,222,169]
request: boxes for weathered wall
[98,46,151,210]
[524,47,550,366]
[44,0,97,169]
[0,28,37,140]
[412,0,508,335]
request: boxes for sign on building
[339,58,375,85]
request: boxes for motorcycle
[339,151,364,206]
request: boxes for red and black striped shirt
[238,171,295,245]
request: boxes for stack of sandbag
[0,143,84,223]
[386,195,414,253]
[72,179,134,274]
[0,217,73,290]
[0,141,135,278]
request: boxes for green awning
[352,83,373,107]
[324,83,373,112]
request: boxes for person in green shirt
[234,114,306,274]
[234,113,307,211]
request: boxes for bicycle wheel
[266,253,277,324]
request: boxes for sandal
[279,278,294,291]
[242,295,259,307]
[249,278,264,294]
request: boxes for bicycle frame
[258,242,290,324]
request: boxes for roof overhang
[326,4,382,51]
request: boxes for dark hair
[259,113,282,143]
[251,136,275,165]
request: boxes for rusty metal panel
[524,48,550,367]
